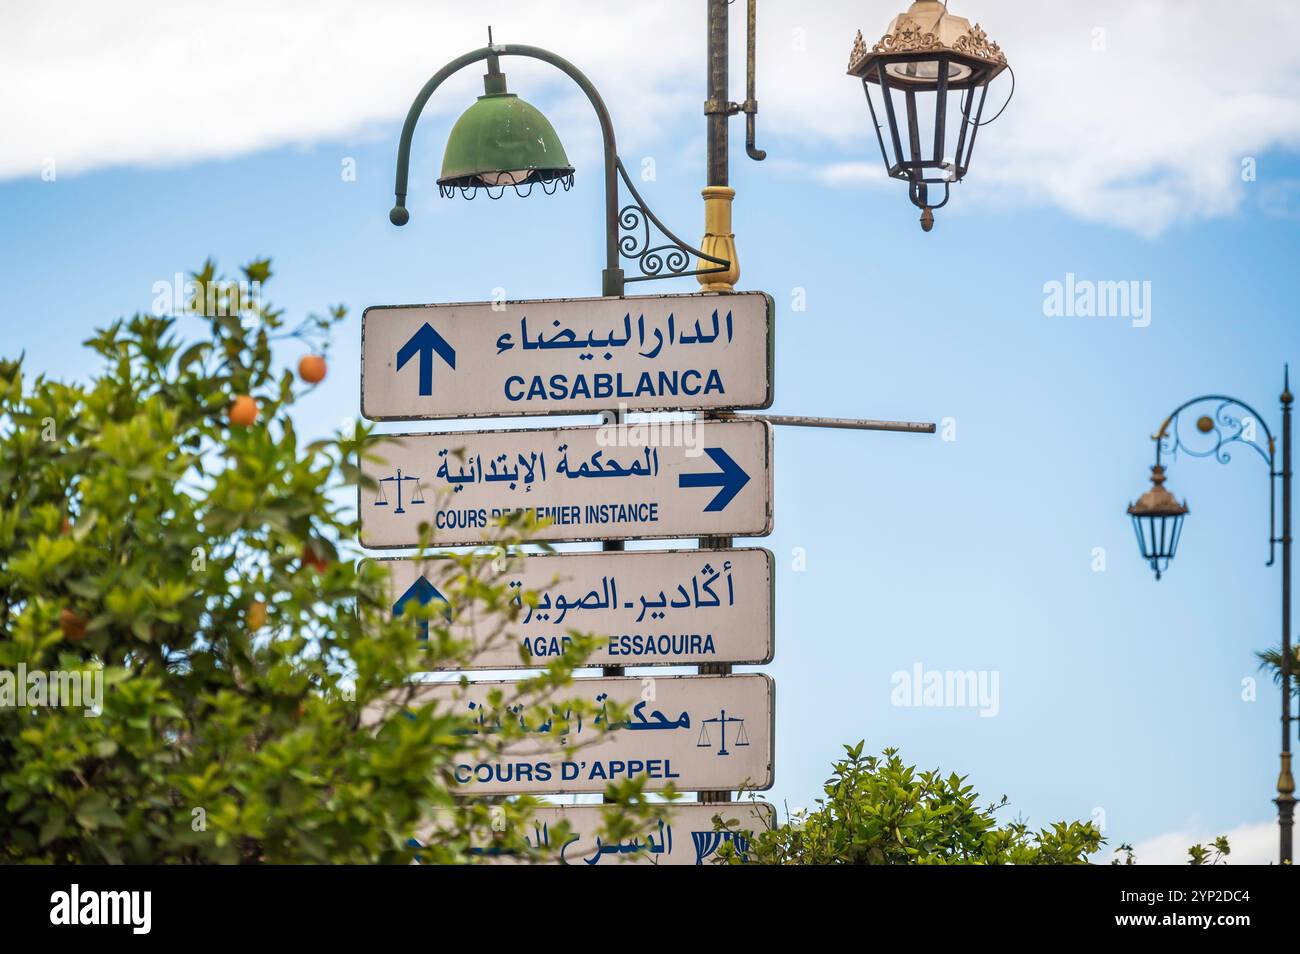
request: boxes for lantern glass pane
[874,72,978,184]
[1133,514,1157,559]
[1168,513,1185,558]
[1130,514,1149,559]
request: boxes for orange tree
[0,260,648,863]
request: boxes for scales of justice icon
[696,708,749,756]
[374,468,426,515]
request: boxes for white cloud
[813,161,887,187]
[0,0,700,180]
[1112,819,1279,865]
[4,0,1300,235]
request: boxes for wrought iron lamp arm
[1151,393,1278,565]
[389,42,727,297]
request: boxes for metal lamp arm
[390,43,622,287]
[1151,393,1278,565]
[389,42,729,296]
[390,46,492,227]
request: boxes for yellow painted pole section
[697,185,739,292]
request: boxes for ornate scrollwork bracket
[615,157,730,284]
[1153,395,1279,565]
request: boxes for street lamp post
[1126,369,1296,864]
[385,30,755,808]
[382,6,980,810]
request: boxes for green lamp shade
[438,92,573,190]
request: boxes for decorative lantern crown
[848,1,1007,87]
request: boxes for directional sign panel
[418,802,775,866]
[367,674,774,795]
[373,547,774,668]
[358,419,773,548]
[361,291,774,420]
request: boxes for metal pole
[1146,386,1295,862]
[743,0,765,161]
[600,408,626,678]
[698,0,733,807]
[597,68,623,808]
[1279,367,1295,863]
[706,0,729,189]
[746,414,936,434]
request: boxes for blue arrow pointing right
[678,447,751,512]
[395,322,456,396]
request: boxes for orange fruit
[301,543,329,574]
[60,608,88,642]
[247,600,267,631]
[298,354,327,384]
[228,395,259,427]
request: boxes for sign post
[359,289,778,835]
[363,18,940,860]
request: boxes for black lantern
[1127,465,1189,580]
[848,0,1009,231]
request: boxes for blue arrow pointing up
[392,575,447,640]
[679,447,751,512]
[396,323,455,396]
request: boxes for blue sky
[4,0,1300,862]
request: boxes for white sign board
[361,292,773,420]
[373,547,774,668]
[419,802,775,866]
[367,674,774,795]
[358,419,773,548]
